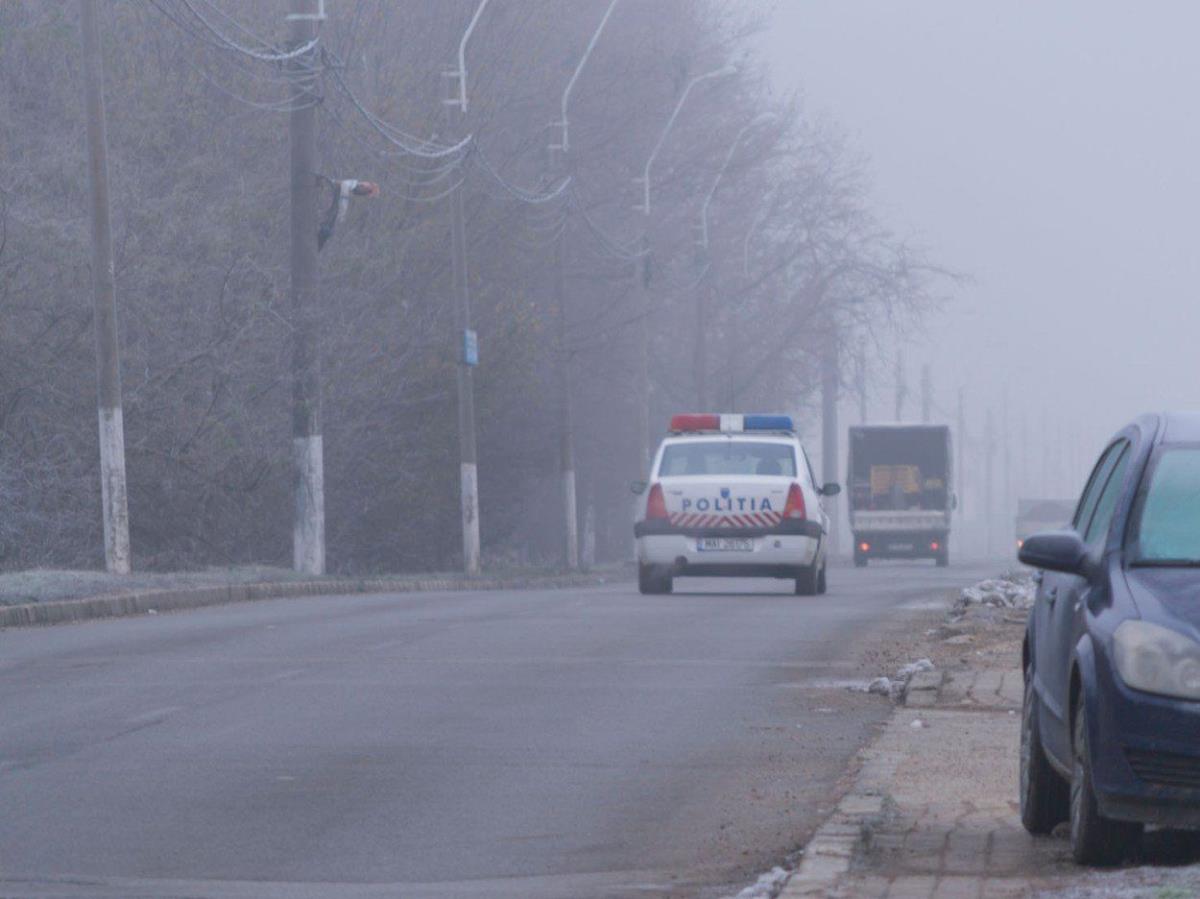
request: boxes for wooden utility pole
[288,0,325,575]
[79,0,131,574]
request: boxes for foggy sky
[765,1,1200,501]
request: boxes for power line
[176,0,320,62]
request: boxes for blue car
[1019,412,1200,865]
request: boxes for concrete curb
[0,571,623,629]
[778,715,904,898]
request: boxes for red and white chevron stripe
[668,511,782,528]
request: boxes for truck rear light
[930,541,941,551]
[783,483,806,520]
[859,541,871,553]
[646,483,668,520]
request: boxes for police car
[633,414,840,595]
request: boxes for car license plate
[697,537,754,552]
[889,543,914,552]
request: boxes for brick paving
[792,666,1200,897]
[810,669,1077,898]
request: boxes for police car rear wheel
[638,564,672,595]
[795,564,819,596]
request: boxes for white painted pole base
[293,435,325,575]
[563,468,579,571]
[581,502,595,572]
[461,462,481,575]
[97,406,131,574]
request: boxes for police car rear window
[659,441,797,477]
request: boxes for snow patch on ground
[861,657,935,699]
[957,572,1035,610]
[727,865,791,899]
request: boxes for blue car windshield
[1132,447,1200,564]
[659,441,797,477]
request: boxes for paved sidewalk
[792,663,1200,899]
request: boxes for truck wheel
[817,563,828,594]
[936,548,949,568]
[795,564,819,596]
[853,552,868,568]
[638,564,671,595]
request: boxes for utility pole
[548,0,619,570]
[448,149,480,575]
[1040,409,1049,497]
[79,0,131,574]
[444,1,489,576]
[894,352,907,421]
[553,231,578,569]
[956,387,965,517]
[821,326,839,556]
[1003,387,1011,538]
[637,243,652,473]
[985,408,995,557]
[855,341,868,423]
[693,240,709,407]
[920,364,932,424]
[287,0,325,575]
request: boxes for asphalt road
[0,561,997,899]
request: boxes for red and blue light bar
[669,413,794,433]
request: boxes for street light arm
[558,0,621,155]
[640,63,736,216]
[699,111,776,248]
[456,0,491,113]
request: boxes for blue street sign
[462,329,479,366]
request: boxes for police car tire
[795,564,819,596]
[638,564,672,595]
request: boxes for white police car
[633,414,840,595]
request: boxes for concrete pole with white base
[288,0,325,575]
[450,184,481,576]
[554,232,579,570]
[79,0,131,575]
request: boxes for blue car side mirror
[1018,529,1087,576]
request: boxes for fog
[5,1,1187,572]
[766,1,1200,549]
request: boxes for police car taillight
[783,483,806,520]
[646,483,668,520]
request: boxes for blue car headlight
[1113,620,1200,701]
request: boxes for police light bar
[669,413,794,433]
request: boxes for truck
[847,424,954,567]
[1014,498,1075,551]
